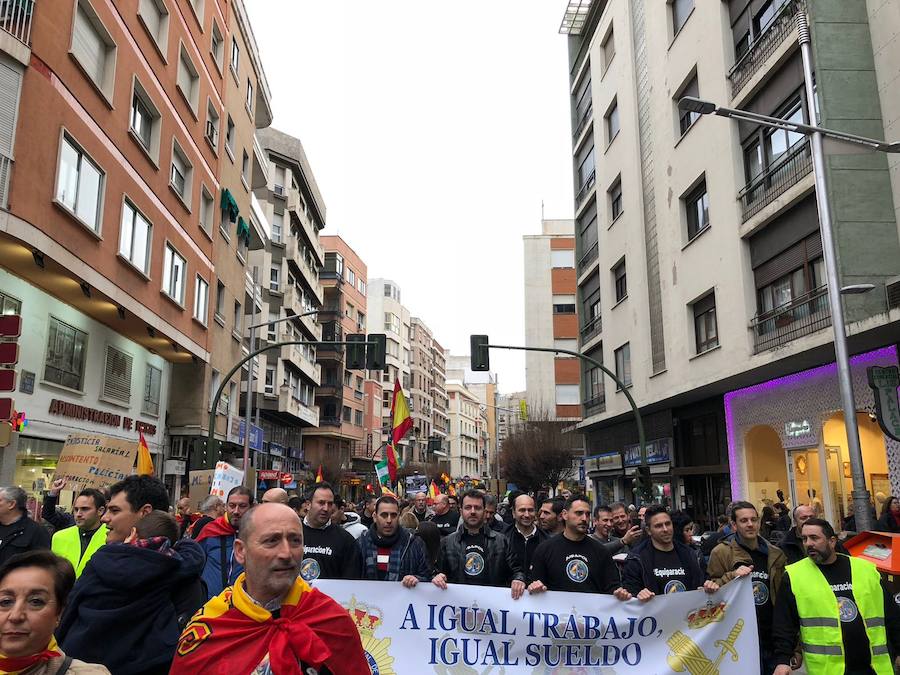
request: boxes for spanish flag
[390,379,412,446]
[428,480,439,500]
[380,484,398,498]
[315,465,323,483]
[136,430,154,476]
[384,444,401,484]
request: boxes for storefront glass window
[14,437,64,514]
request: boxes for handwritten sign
[188,469,215,510]
[53,434,138,491]
[210,461,243,498]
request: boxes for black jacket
[41,494,75,532]
[438,525,524,586]
[358,526,432,581]
[57,539,206,675]
[876,511,900,534]
[0,513,51,566]
[620,537,707,595]
[507,525,549,582]
[779,527,849,565]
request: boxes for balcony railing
[739,139,812,222]
[573,105,592,141]
[320,416,342,427]
[580,314,602,343]
[319,269,343,283]
[582,393,606,417]
[575,169,596,207]
[750,286,831,353]
[578,241,598,272]
[0,0,34,46]
[727,0,803,98]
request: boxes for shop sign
[164,459,185,475]
[784,420,812,438]
[54,433,138,491]
[48,400,157,436]
[868,366,900,442]
[281,472,293,485]
[584,452,622,473]
[229,419,263,452]
[623,438,671,467]
[269,442,284,457]
[258,470,280,480]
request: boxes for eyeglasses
[0,596,54,612]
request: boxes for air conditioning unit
[205,120,218,145]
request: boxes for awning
[220,188,239,223]
[236,217,250,242]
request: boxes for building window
[215,280,225,321]
[118,199,152,274]
[230,37,240,76]
[553,338,578,354]
[609,176,623,221]
[267,311,278,342]
[347,268,356,286]
[601,25,615,72]
[102,344,133,404]
[271,210,283,243]
[188,0,204,24]
[576,139,595,196]
[58,134,105,234]
[199,186,214,236]
[143,364,162,416]
[205,100,219,149]
[384,312,400,334]
[555,384,580,405]
[677,73,700,135]
[573,74,592,135]
[233,300,242,335]
[137,0,168,55]
[354,409,363,426]
[225,115,235,157]
[162,243,186,304]
[614,343,631,389]
[671,0,694,35]
[264,366,275,395]
[210,20,224,70]
[693,293,718,353]
[71,0,116,100]
[270,266,280,292]
[605,99,620,143]
[170,141,192,207]
[0,292,21,315]
[245,78,253,114]
[551,249,575,268]
[742,93,806,186]
[613,258,627,302]
[176,44,199,113]
[342,406,352,422]
[44,317,88,391]
[130,81,159,156]
[194,275,208,324]
[552,295,576,314]
[358,279,366,295]
[241,150,249,187]
[685,178,709,240]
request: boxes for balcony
[317,382,343,397]
[582,393,606,417]
[287,188,324,264]
[750,286,831,353]
[580,314,602,343]
[573,105,592,141]
[578,241,598,273]
[276,387,319,426]
[0,0,32,66]
[279,331,321,384]
[319,416,342,427]
[575,170,596,208]
[739,139,811,222]
[284,234,324,305]
[319,269,344,284]
[727,0,803,99]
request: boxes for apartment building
[524,219,581,422]
[245,126,324,478]
[303,235,370,487]
[431,337,450,446]
[447,380,482,478]
[408,317,435,465]
[497,391,528,447]
[564,0,900,527]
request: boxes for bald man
[261,487,289,505]
[411,492,432,521]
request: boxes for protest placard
[210,461,243,498]
[316,576,759,674]
[53,434,138,491]
[188,469,215,510]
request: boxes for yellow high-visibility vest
[51,525,107,577]
[786,554,893,675]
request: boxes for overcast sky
[245,1,575,393]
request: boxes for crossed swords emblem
[666,619,744,675]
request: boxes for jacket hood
[86,538,205,590]
[343,511,361,526]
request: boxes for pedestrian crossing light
[470,335,490,372]
[346,334,367,369]
[366,333,387,371]
[633,464,652,501]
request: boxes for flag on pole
[375,458,390,486]
[428,480,439,499]
[315,465,323,483]
[384,443,402,484]
[447,483,456,497]
[136,430,154,476]
[390,380,413,446]
[440,473,451,484]
[380,485,398,498]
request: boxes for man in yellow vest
[50,486,107,577]
[773,518,900,674]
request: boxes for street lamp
[678,17,898,532]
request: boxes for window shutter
[0,61,21,158]
[139,0,161,38]
[143,365,161,416]
[73,6,105,85]
[177,56,191,95]
[103,345,133,404]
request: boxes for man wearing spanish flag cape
[171,502,368,674]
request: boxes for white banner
[209,461,243,498]
[316,576,760,674]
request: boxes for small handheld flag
[136,430,154,476]
[315,465,323,483]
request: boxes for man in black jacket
[620,505,718,600]
[432,490,525,598]
[301,482,360,581]
[427,493,460,537]
[506,494,548,581]
[358,496,432,585]
[780,504,848,564]
[0,485,50,566]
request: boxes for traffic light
[366,333,387,371]
[346,334,366,369]
[633,465,652,501]
[470,335,490,371]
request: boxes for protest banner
[209,461,243,498]
[53,434,137,491]
[316,576,759,674]
[188,469,215,510]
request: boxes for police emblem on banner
[838,596,859,623]
[342,596,395,674]
[465,552,485,576]
[566,559,589,583]
[300,557,320,581]
[752,580,769,606]
[668,597,744,675]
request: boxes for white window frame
[193,274,209,325]
[162,241,187,305]
[169,139,193,209]
[43,316,89,392]
[129,78,161,164]
[199,185,214,237]
[70,0,117,104]
[176,42,200,115]
[54,131,105,235]
[142,363,162,417]
[230,36,240,79]
[118,197,152,275]
[210,19,224,72]
[245,77,253,115]
[137,0,169,60]
[205,98,219,152]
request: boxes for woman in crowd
[398,511,420,531]
[671,511,704,573]
[0,550,108,674]
[876,495,900,533]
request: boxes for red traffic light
[0,344,18,366]
[0,399,12,421]
[0,370,14,392]
[0,316,21,338]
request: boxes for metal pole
[797,11,872,531]
[242,268,259,485]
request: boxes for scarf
[129,536,174,555]
[0,637,61,674]
[368,524,401,549]
[170,573,368,675]
[194,515,235,543]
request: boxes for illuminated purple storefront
[724,346,900,526]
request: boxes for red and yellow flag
[385,443,401,484]
[428,480,439,500]
[315,465,323,483]
[380,484,397,498]
[390,379,412,446]
[136,430,154,476]
[447,483,456,497]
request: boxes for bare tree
[499,409,579,494]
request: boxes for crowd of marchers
[0,480,899,674]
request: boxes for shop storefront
[584,452,624,504]
[624,438,673,508]
[725,346,900,529]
